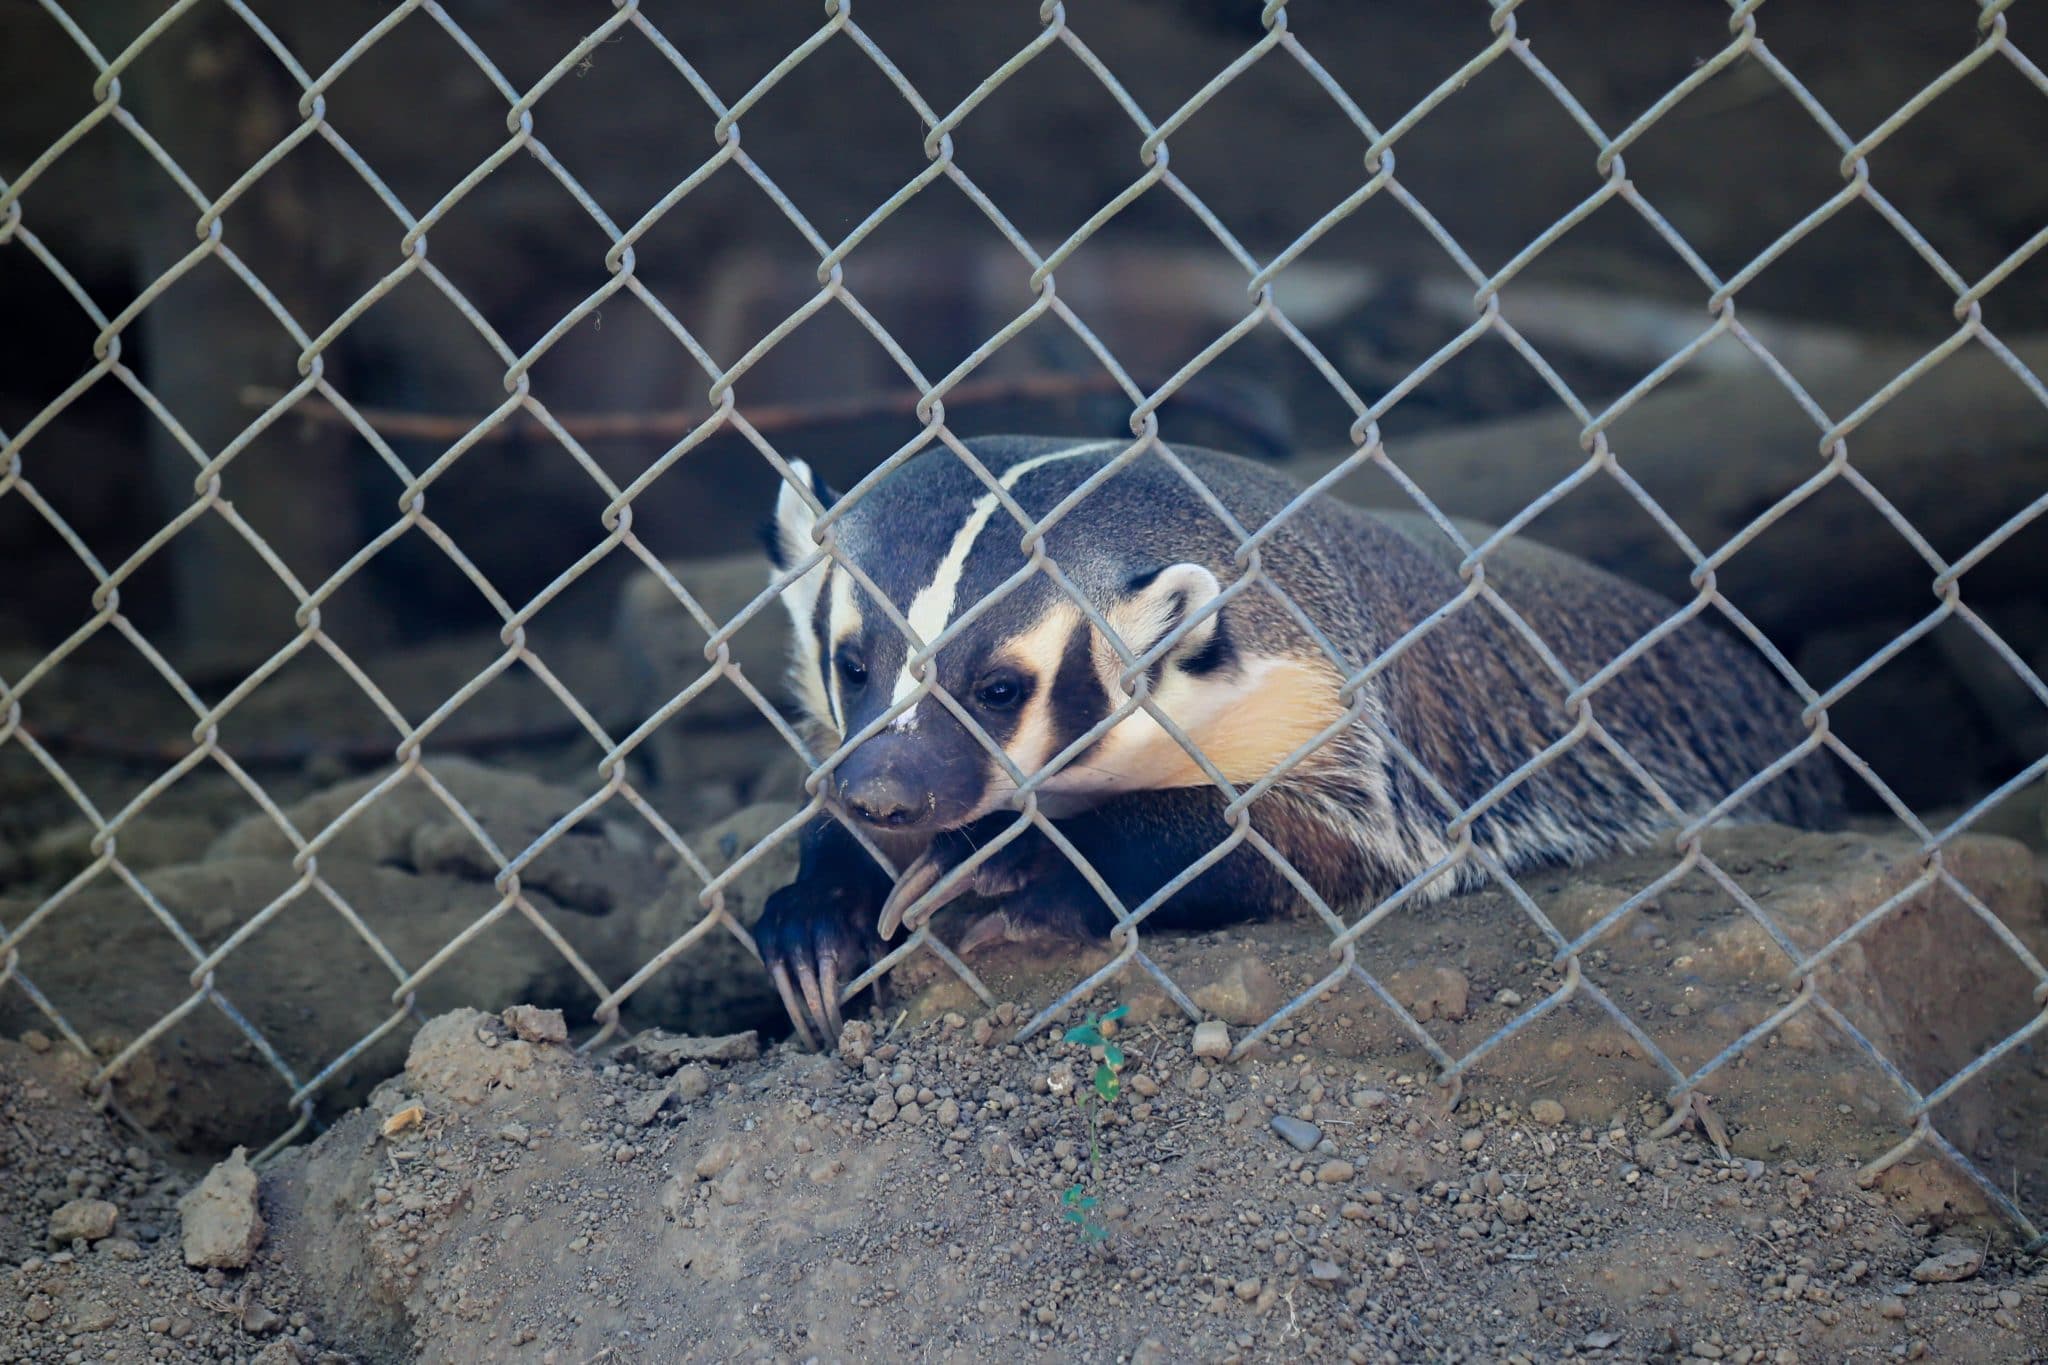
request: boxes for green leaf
[1094,1063,1121,1102]
[1062,1208,1083,1225]
[1103,1004,1129,1022]
[1063,1183,1084,1206]
[1103,1042,1124,1068]
[1064,1024,1103,1047]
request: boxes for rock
[253,1341,305,1365]
[1191,1020,1231,1059]
[1910,1244,1984,1283]
[626,1088,676,1127]
[72,1301,117,1332]
[617,1028,761,1071]
[1529,1098,1567,1126]
[1191,956,1286,1027]
[614,554,793,735]
[208,757,662,919]
[672,1065,713,1101]
[1316,1160,1355,1184]
[48,1198,119,1245]
[241,1302,285,1335]
[179,1148,267,1269]
[1389,965,1470,1022]
[1271,1115,1321,1152]
[501,1005,568,1046]
[621,804,802,1035]
[1308,1258,1344,1284]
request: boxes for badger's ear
[1108,562,1225,671]
[761,460,840,572]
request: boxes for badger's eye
[975,674,1024,710]
[836,650,869,689]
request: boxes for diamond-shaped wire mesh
[1,0,2043,1248]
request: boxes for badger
[753,435,1842,1046]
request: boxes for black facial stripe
[1049,619,1108,756]
[974,686,1032,746]
[1178,611,1235,676]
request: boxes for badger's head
[761,444,1262,835]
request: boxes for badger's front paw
[756,876,884,1051]
[876,815,1061,940]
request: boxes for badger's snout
[837,761,923,827]
[832,731,981,831]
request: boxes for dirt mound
[247,1003,2045,1363]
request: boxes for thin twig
[240,369,1287,452]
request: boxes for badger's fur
[753,435,1842,1044]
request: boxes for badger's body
[754,435,1841,1044]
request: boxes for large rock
[615,803,803,1037]
[208,757,664,918]
[0,854,611,1150]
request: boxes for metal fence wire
[3,0,2047,1250]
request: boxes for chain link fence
[2,0,2045,1251]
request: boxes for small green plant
[1060,1003,1128,1245]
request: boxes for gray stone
[1270,1114,1322,1152]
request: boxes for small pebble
[1315,1160,1354,1184]
[1191,1020,1231,1059]
[1529,1098,1567,1126]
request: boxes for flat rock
[1910,1244,1985,1283]
[618,1027,761,1071]
[1191,1020,1231,1059]
[179,1147,266,1269]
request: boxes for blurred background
[1,1,2044,1153]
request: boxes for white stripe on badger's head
[768,460,834,729]
[886,441,1116,730]
[824,564,863,734]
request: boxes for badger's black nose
[840,769,924,827]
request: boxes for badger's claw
[876,821,1057,941]
[756,878,881,1050]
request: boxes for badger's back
[1121,445,1843,885]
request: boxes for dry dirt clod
[179,1147,267,1270]
[1191,1020,1231,1059]
[48,1198,119,1246]
[500,1004,569,1046]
